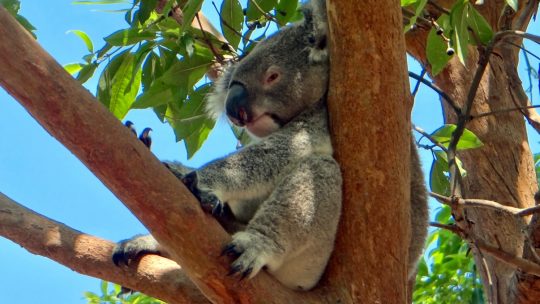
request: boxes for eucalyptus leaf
[181,0,204,32]
[246,0,278,22]
[64,63,84,75]
[68,29,94,53]
[275,0,298,26]
[76,62,98,83]
[430,151,450,196]
[220,0,243,49]
[467,4,493,45]
[426,15,451,75]
[430,124,483,150]
[450,1,469,65]
[108,52,142,119]
[138,0,157,24]
[104,28,156,46]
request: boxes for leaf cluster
[84,281,164,304]
[66,0,301,158]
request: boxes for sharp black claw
[211,200,224,216]
[240,267,253,280]
[228,264,242,276]
[221,243,236,256]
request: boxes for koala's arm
[193,134,300,202]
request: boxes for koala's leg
[223,155,342,290]
[112,234,169,266]
[408,140,429,278]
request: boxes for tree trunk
[326,0,413,302]
[0,0,418,302]
[406,1,540,303]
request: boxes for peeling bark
[406,1,540,303]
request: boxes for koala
[113,0,428,290]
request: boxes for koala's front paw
[222,231,281,280]
[112,235,160,266]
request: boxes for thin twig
[430,222,463,235]
[429,192,540,217]
[413,125,448,152]
[477,240,540,276]
[427,0,450,15]
[248,0,278,23]
[211,1,252,42]
[446,31,509,197]
[195,13,224,63]
[472,104,540,119]
[411,68,426,98]
[408,71,461,114]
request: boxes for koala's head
[206,1,328,138]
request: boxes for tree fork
[0,7,307,303]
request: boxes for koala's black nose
[225,82,250,126]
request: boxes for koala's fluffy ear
[302,0,328,63]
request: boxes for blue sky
[0,1,539,303]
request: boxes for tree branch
[0,7,308,303]
[0,192,208,304]
[408,71,460,114]
[477,240,540,277]
[430,192,540,218]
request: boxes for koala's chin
[244,114,280,138]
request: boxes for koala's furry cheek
[245,115,280,138]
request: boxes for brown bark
[406,1,540,303]
[0,0,413,302]
[0,6,304,304]
[0,192,209,304]
[326,0,412,302]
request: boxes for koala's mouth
[230,111,284,138]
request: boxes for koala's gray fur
[113,0,428,290]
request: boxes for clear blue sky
[0,1,539,303]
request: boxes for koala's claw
[112,241,134,267]
[112,239,158,267]
[221,243,241,257]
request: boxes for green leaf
[100,280,108,296]
[179,33,195,58]
[430,151,450,196]
[430,124,483,150]
[181,0,204,32]
[506,0,518,11]
[15,14,37,38]
[104,28,156,46]
[426,15,451,75]
[246,0,278,22]
[467,5,493,45]
[64,63,84,75]
[158,46,213,89]
[76,62,98,83]
[435,205,452,223]
[132,82,175,108]
[138,0,157,24]
[220,0,243,49]
[275,0,298,26]
[0,0,20,14]
[68,29,94,53]
[168,85,216,158]
[401,0,421,6]
[403,0,427,33]
[108,52,142,119]
[450,1,469,65]
[97,50,129,108]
